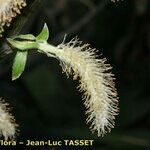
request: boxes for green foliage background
[0,0,150,149]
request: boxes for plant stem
[38,42,61,57]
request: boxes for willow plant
[0,0,119,140]
[5,24,119,139]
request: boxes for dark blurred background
[0,0,150,149]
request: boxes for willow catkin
[0,0,27,36]
[55,39,118,136]
[0,98,17,140]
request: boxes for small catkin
[0,0,27,36]
[0,98,17,140]
[56,39,118,136]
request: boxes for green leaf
[7,38,38,51]
[12,51,28,81]
[14,34,36,41]
[36,23,49,42]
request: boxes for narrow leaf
[7,38,38,51]
[36,23,49,42]
[12,51,28,80]
[14,34,36,41]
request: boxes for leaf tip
[36,23,49,42]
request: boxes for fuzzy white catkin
[55,39,118,136]
[0,0,26,36]
[0,98,17,140]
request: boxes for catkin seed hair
[0,0,26,36]
[56,39,119,136]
